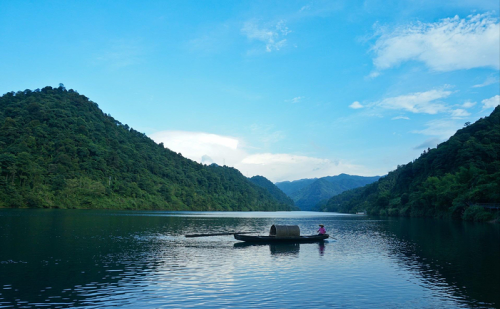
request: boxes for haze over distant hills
[276,174,381,210]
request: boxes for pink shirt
[318,227,326,234]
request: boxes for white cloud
[367,71,381,78]
[462,101,476,108]
[241,20,291,52]
[150,131,244,165]
[412,119,462,138]
[376,89,451,114]
[149,130,372,182]
[349,101,364,109]
[287,96,305,103]
[237,153,368,182]
[392,116,410,120]
[472,76,498,88]
[242,153,319,165]
[450,108,471,119]
[481,95,500,109]
[372,13,500,72]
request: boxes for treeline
[320,106,500,222]
[0,85,295,211]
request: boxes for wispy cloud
[371,13,500,72]
[367,71,381,79]
[241,20,291,52]
[462,101,476,108]
[376,89,451,114]
[286,96,305,103]
[392,116,410,120]
[412,119,462,138]
[349,101,364,109]
[450,108,471,119]
[481,95,500,110]
[472,75,499,88]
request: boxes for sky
[0,0,499,182]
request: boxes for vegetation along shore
[319,105,500,222]
[0,85,498,222]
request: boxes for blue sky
[1,0,499,182]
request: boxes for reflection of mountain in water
[2,210,497,308]
[384,217,500,307]
[0,212,262,307]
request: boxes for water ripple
[0,211,498,308]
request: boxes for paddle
[185,232,254,238]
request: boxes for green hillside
[248,175,297,209]
[320,106,500,221]
[0,86,296,211]
[276,174,380,211]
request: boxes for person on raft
[317,224,326,235]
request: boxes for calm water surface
[0,210,499,308]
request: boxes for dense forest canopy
[0,85,296,211]
[320,106,500,221]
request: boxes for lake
[0,210,499,308]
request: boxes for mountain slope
[276,174,380,210]
[323,174,381,188]
[291,178,339,211]
[248,175,297,209]
[275,178,316,196]
[321,106,500,221]
[0,86,295,211]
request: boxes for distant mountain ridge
[275,178,317,196]
[276,174,381,210]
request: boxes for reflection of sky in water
[0,210,497,308]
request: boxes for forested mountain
[276,174,380,210]
[0,86,296,211]
[248,176,297,209]
[320,106,500,221]
[291,178,335,211]
[275,178,317,196]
